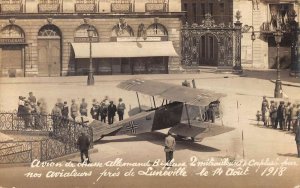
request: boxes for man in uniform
[261,96,269,126]
[77,132,91,163]
[117,98,126,121]
[165,133,176,167]
[71,99,79,120]
[28,92,36,104]
[56,98,64,111]
[284,102,291,131]
[295,123,300,158]
[80,98,88,116]
[62,101,69,119]
[51,103,62,135]
[107,101,117,124]
[276,101,286,130]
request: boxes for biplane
[86,79,234,142]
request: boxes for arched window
[38,25,61,38]
[74,24,98,42]
[0,25,25,38]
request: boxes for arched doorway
[198,34,219,66]
[37,25,61,76]
[0,24,25,77]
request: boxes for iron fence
[0,112,93,164]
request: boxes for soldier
[261,96,269,126]
[62,101,69,119]
[107,101,117,124]
[206,104,215,123]
[99,102,107,123]
[295,123,300,158]
[28,92,36,104]
[270,101,277,128]
[77,132,91,163]
[51,103,62,135]
[117,98,126,121]
[71,99,79,120]
[290,104,298,132]
[80,98,88,116]
[56,98,64,111]
[34,101,42,129]
[276,101,285,130]
[165,133,176,166]
[23,101,33,128]
[284,102,291,131]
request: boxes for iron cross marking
[126,121,138,134]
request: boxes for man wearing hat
[77,132,91,163]
[295,123,300,158]
[71,99,78,120]
[117,98,126,121]
[62,101,69,119]
[165,133,176,166]
[107,101,117,124]
[276,101,286,130]
[51,103,62,134]
[90,102,100,120]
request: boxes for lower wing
[168,122,234,141]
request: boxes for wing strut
[136,92,141,112]
[152,96,156,108]
[161,99,165,107]
[184,103,191,128]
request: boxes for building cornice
[0,12,185,19]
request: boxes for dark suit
[77,133,91,163]
[107,104,117,124]
[295,125,300,158]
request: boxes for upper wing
[117,79,226,107]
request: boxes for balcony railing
[145,3,167,12]
[0,3,23,13]
[38,3,60,13]
[75,3,97,13]
[111,3,133,13]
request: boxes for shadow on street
[95,131,220,152]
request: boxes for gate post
[233,11,243,74]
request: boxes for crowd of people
[53,96,126,125]
[17,92,48,128]
[16,92,127,128]
[257,96,300,132]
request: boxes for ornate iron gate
[181,13,242,70]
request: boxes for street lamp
[87,25,94,86]
[273,29,283,98]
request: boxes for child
[256,110,262,125]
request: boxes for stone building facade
[234,0,300,70]
[0,0,183,77]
